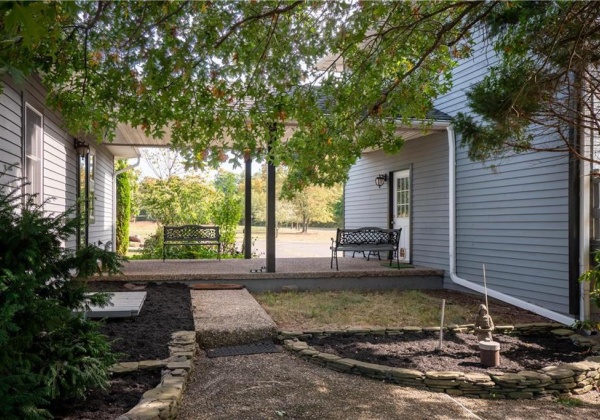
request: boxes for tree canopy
[250,165,341,230]
[454,1,600,163]
[2,1,596,190]
[0,1,484,188]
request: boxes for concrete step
[191,289,277,348]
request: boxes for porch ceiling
[362,120,451,153]
[103,121,300,158]
[104,119,450,158]
[102,123,172,158]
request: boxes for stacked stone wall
[280,323,600,400]
[114,330,197,420]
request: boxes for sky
[134,148,255,179]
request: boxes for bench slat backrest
[164,225,220,242]
[336,227,400,247]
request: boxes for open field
[129,221,335,258]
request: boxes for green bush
[580,250,600,309]
[0,183,122,418]
[212,172,244,250]
[115,160,132,255]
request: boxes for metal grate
[205,341,281,358]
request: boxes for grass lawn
[254,290,483,331]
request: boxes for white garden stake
[483,263,489,315]
[439,299,446,350]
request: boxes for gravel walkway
[178,351,600,420]
[178,352,477,420]
[179,287,600,420]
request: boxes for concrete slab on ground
[191,289,277,348]
[77,291,147,318]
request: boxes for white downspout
[447,125,576,325]
[580,97,592,321]
[112,156,141,251]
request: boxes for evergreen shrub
[0,182,122,418]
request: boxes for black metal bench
[330,227,401,271]
[163,225,221,261]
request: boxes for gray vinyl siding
[0,76,116,250]
[450,144,570,313]
[345,131,449,269]
[434,35,571,314]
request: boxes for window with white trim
[24,104,43,204]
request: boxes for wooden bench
[330,227,401,271]
[163,225,221,261]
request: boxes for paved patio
[102,257,445,292]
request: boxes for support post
[244,154,252,259]
[266,128,277,272]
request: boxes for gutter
[112,155,141,250]
[446,125,576,326]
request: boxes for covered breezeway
[103,121,449,273]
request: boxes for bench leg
[330,250,339,271]
[330,249,335,269]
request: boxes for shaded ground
[52,284,600,419]
[88,282,195,360]
[53,370,158,420]
[178,352,600,420]
[307,332,588,374]
[52,282,194,420]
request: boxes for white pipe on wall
[580,121,591,322]
[446,126,576,326]
[112,156,140,251]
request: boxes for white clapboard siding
[0,80,23,184]
[1,76,117,251]
[88,144,114,247]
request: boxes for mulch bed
[51,283,585,418]
[52,282,194,420]
[52,370,159,420]
[302,290,590,375]
[307,332,591,374]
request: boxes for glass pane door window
[393,170,411,262]
[396,176,410,218]
[25,105,43,204]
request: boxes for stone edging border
[113,330,196,420]
[279,323,600,400]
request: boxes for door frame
[388,165,413,262]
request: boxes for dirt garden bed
[52,282,194,420]
[50,284,596,417]
[305,331,590,374]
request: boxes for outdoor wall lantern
[375,174,388,188]
[74,138,90,157]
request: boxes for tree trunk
[302,218,309,233]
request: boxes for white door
[393,170,410,262]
